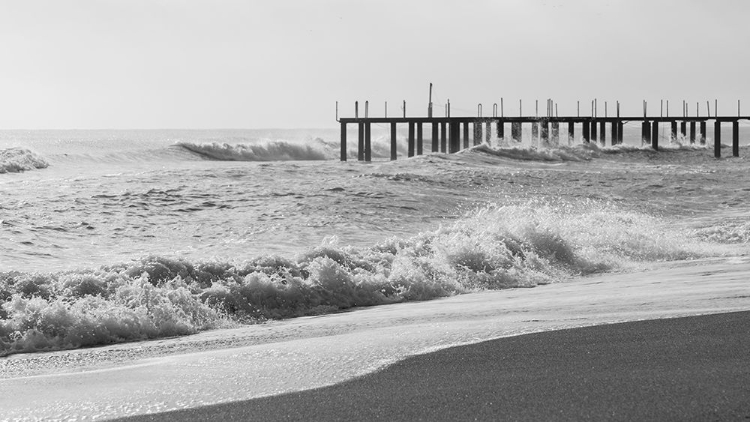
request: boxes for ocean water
[1,126,749,356]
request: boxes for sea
[1,124,749,356]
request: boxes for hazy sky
[1,0,748,129]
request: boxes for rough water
[1,126,749,357]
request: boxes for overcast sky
[1,0,748,129]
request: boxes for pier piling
[497,120,505,140]
[714,121,721,158]
[463,122,470,149]
[358,122,364,161]
[431,123,439,152]
[364,122,372,161]
[408,122,415,157]
[690,121,696,144]
[652,121,659,150]
[511,122,522,142]
[417,123,423,155]
[733,120,739,157]
[390,122,397,161]
[700,121,707,145]
[440,122,447,153]
[341,122,347,161]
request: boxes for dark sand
[120,311,750,422]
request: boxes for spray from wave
[0,199,718,356]
[0,148,49,173]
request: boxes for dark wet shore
[120,310,750,421]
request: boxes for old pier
[337,96,749,161]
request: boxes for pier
[336,98,749,161]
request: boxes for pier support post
[511,122,522,142]
[641,121,650,144]
[700,121,707,145]
[652,120,659,150]
[551,122,559,145]
[590,121,598,143]
[690,121,696,144]
[417,123,423,155]
[733,120,739,157]
[582,121,590,143]
[408,122,415,157]
[497,120,505,140]
[567,121,575,144]
[680,121,687,138]
[432,123,439,152]
[365,122,372,161]
[390,122,397,160]
[440,122,447,153]
[449,122,460,153]
[474,121,482,146]
[485,121,492,144]
[340,122,347,161]
[532,122,539,144]
[541,120,550,145]
[618,121,624,144]
[611,121,618,146]
[358,122,364,161]
[714,120,721,158]
[670,121,678,141]
[599,121,606,146]
[463,122,470,149]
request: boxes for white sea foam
[0,148,49,173]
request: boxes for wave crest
[175,140,330,161]
[0,148,49,173]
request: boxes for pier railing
[336,101,750,161]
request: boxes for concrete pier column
[541,120,550,144]
[714,120,721,158]
[497,120,505,140]
[358,122,364,161]
[532,122,539,144]
[340,122,347,161]
[599,121,606,146]
[611,121,618,146]
[551,122,560,145]
[463,122,470,149]
[733,120,739,157]
[473,122,482,146]
[365,122,372,161]
[485,121,492,144]
[408,122,415,157]
[652,121,659,150]
[390,122,397,161]
[431,123,439,152]
[680,121,687,138]
[567,122,575,144]
[417,123,423,155]
[590,121,598,143]
[689,121,696,144]
[450,122,460,153]
[440,122,447,153]
[582,121,590,143]
[700,121,707,145]
[511,122,522,142]
[618,121,624,144]
[670,121,678,140]
[642,121,650,144]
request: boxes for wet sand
[121,311,750,422]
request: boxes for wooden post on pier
[582,121,590,143]
[408,122,415,157]
[680,121,687,138]
[611,121,618,146]
[714,121,722,158]
[340,122,347,161]
[690,122,696,144]
[733,120,739,157]
[364,122,372,161]
[497,120,505,140]
[652,121,659,150]
[511,122,522,142]
[599,121,606,146]
[440,122,447,152]
[390,122,397,160]
[618,121,624,144]
[567,121,575,144]
[700,121,707,145]
[358,122,365,161]
[431,123,439,152]
[463,122,470,148]
[642,121,650,144]
[417,123,423,155]
[670,121,678,141]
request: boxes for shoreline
[1,256,749,420]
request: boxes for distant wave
[175,140,331,161]
[0,148,49,173]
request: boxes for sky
[0,0,748,129]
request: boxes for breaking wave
[0,200,715,356]
[0,148,49,173]
[176,140,330,161]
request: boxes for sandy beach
[2,256,748,421]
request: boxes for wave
[0,148,49,173]
[175,140,331,161]
[0,200,717,356]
